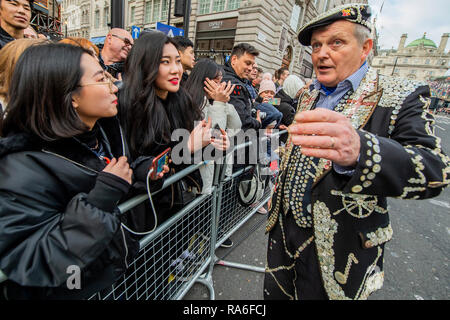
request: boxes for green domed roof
[406,33,437,48]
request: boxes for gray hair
[354,24,372,46]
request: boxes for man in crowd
[244,62,260,102]
[0,0,33,49]
[23,25,37,38]
[223,43,261,131]
[265,3,449,300]
[252,66,263,92]
[274,67,289,90]
[172,36,195,84]
[99,28,134,79]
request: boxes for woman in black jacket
[119,32,212,220]
[0,43,139,299]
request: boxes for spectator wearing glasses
[0,0,34,50]
[99,28,134,79]
[0,43,140,299]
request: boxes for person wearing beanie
[255,79,283,129]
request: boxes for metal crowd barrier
[89,131,286,300]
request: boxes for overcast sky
[368,0,450,51]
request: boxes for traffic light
[174,0,185,17]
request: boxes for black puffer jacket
[0,117,139,299]
[222,61,261,131]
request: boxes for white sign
[257,32,267,43]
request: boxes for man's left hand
[288,108,360,167]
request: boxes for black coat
[222,62,261,131]
[267,69,450,299]
[0,117,139,299]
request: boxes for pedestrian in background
[274,67,289,91]
[0,0,33,49]
[172,36,196,84]
[245,62,260,102]
[275,74,305,129]
[254,79,283,130]
[183,58,240,194]
[0,38,48,114]
[222,43,262,131]
[183,58,240,248]
[99,28,133,79]
[60,37,100,60]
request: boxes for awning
[90,36,106,45]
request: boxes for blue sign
[131,25,141,39]
[155,22,184,37]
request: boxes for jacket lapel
[312,68,383,187]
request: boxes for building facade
[61,0,365,78]
[30,0,63,38]
[372,33,449,81]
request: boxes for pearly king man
[264,3,450,300]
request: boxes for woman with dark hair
[119,32,215,207]
[0,43,140,299]
[118,31,220,287]
[119,31,204,160]
[183,58,241,194]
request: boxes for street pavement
[184,114,450,301]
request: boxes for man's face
[280,70,289,82]
[253,72,263,85]
[231,53,255,79]
[0,0,32,31]
[248,63,258,81]
[106,30,134,62]
[311,20,372,87]
[180,46,195,71]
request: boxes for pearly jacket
[266,68,450,299]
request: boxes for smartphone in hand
[150,148,171,179]
[267,98,281,106]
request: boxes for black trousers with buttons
[264,209,329,300]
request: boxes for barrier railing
[88,130,286,300]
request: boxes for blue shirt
[244,80,258,101]
[309,61,369,175]
[310,61,368,111]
